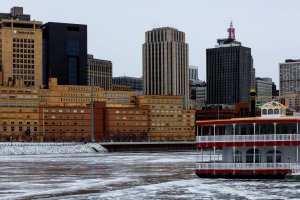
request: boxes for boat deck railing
[196,162,300,170]
[197,134,299,143]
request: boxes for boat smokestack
[250,89,256,117]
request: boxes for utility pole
[91,75,95,143]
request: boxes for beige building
[40,78,137,108]
[0,8,42,87]
[137,95,195,141]
[143,27,189,108]
[0,84,40,141]
[87,54,112,90]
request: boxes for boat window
[234,151,242,163]
[262,109,267,115]
[274,108,279,114]
[268,109,273,115]
[266,150,282,163]
[246,148,260,163]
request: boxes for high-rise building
[0,7,30,21]
[250,58,256,90]
[206,22,252,104]
[189,65,198,80]
[112,76,143,93]
[0,7,43,87]
[279,59,300,96]
[255,77,272,98]
[143,27,189,108]
[87,54,112,90]
[42,22,87,86]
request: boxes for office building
[42,22,87,85]
[0,7,30,21]
[256,77,272,97]
[112,76,143,92]
[137,95,195,141]
[279,59,300,96]
[0,7,43,87]
[143,27,189,108]
[206,22,252,104]
[189,65,198,81]
[87,54,112,90]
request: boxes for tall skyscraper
[0,7,43,87]
[280,59,300,96]
[87,54,112,90]
[143,27,189,108]
[206,22,252,104]
[42,22,87,86]
[189,65,198,80]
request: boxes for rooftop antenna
[227,21,235,40]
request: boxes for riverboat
[196,102,300,179]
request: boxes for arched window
[246,148,260,163]
[268,109,273,115]
[266,150,282,163]
[262,109,267,115]
[234,150,242,163]
[274,108,279,114]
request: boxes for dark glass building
[42,22,87,85]
[206,23,252,104]
[112,76,143,92]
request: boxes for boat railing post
[274,123,277,167]
[253,123,256,165]
[297,122,299,163]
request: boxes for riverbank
[0,142,107,155]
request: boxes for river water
[0,152,299,200]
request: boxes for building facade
[103,106,149,141]
[0,7,43,87]
[206,23,252,105]
[256,77,272,98]
[189,65,198,81]
[137,95,195,141]
[143,27,189,108]
[87,54,112,90]
[280,59,300,96]
[42,22,87,86]
[112,76,143,93]
[0,85,40,142]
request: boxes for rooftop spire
[227,21,235,40]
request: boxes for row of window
[115,116,147,120]
[116,122,147,126]
[44,128,84,132]
[2,121,37,125]
[44,116,85,119]
[13,49,34,53]
[147,99,182,104]
[13,38,34,43]
[44,109,85,113]
[1,95,37,99]
[0,90,36,94]
[3,126,37,132]
[45,121,84,125]
[13,59,35,64]
[12,43,34,48]
[1,103,38,107]
[115,110,146,114]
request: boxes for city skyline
[2,1,300,85]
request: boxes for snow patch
[0,142,107,155]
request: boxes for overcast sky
[3,0,300,85]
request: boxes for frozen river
[1,152,300,200]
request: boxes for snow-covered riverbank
[0,142,107,155]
